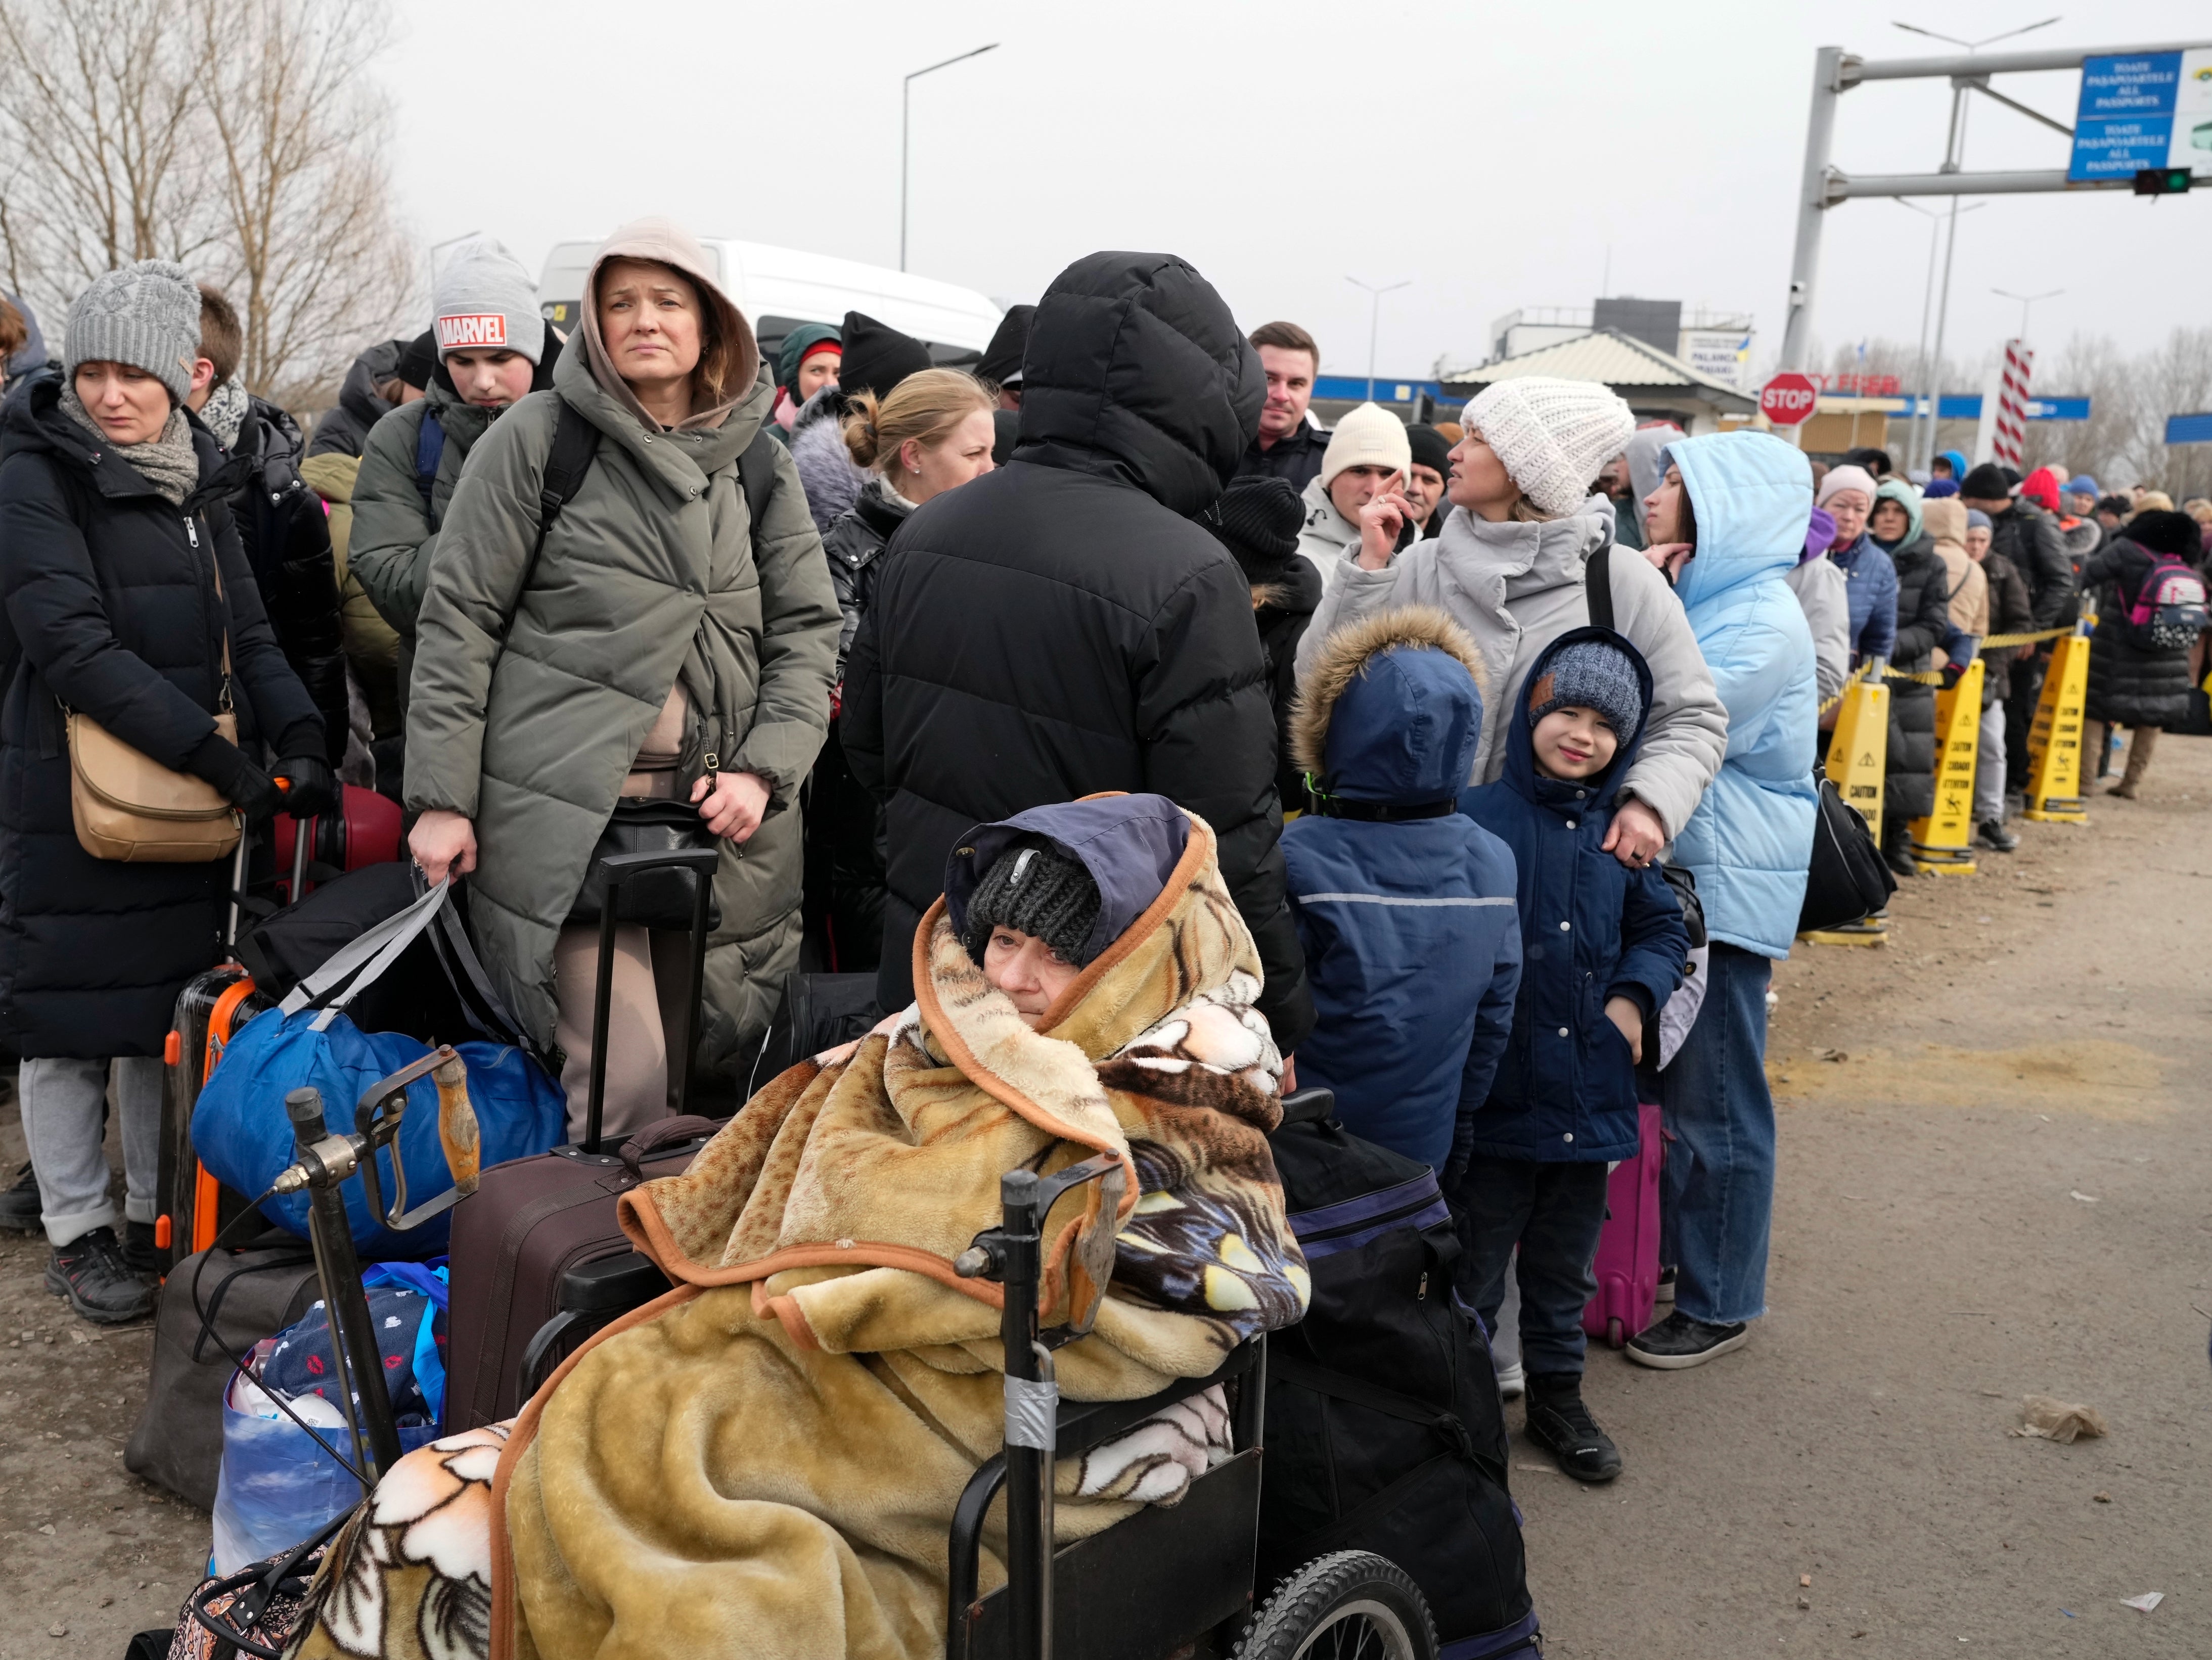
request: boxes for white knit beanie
[433,237,546,365]
[1465,377,1635,517]
[1320,401,1412,489]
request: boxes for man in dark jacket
[187,286,350,766]
[843,252,1315,1050]
[1233,320,1327,491]
[1961,463,2078,795]
[306,336,417,459]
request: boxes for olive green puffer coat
[407,305,839,1075]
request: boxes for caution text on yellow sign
[2024,631,2090,823]
[1825,675,1888,829]
[1909,658,1981,873]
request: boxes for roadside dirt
[2,741,2208,1658]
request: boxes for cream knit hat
[1320,401,1412,489]
[1464,377,1635,517]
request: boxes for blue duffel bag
[193,882,566,1258]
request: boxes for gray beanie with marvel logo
[64,259,202,406]
[433,237,545,365]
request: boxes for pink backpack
[2127,553,2208,650]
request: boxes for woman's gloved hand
[271,754,337,818]
[184,731,282,828]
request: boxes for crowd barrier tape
[1907,657,1984,874]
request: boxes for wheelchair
[522,1142,1441,1660]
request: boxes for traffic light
[2134,167,2194,196]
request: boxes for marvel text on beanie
[433,237,547,365]
[1464,378,1635,517]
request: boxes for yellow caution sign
[2024,629,2091,823]
[1908,659,1981,873]
[1825,670,1889,829]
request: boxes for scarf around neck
[199,376,250,450]
[60,382,201,505]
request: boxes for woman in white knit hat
[1292,400,1412,590]
[1297,375,1728,867]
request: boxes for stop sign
[1761,373,1819,426]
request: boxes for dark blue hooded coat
[1458,627,1688,1164]
[1281,611,1519,1173]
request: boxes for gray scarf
[199,376,250,450]
[60,382,201,505]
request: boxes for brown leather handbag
[65,510,242,862]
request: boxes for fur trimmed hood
[1290,606,1487,802]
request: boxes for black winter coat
[1882,533,1950,822]
[224,396,349,765]
[2083,536,2194,729]
[1988,499,2077,631]
[1978,551,2035,704]
[1233,418,1327,493]
[1254,557,1322,810]
[0,371,322,1056]
[821,479,908,680]
[305,338,403,459]
[842,251,1315,1049]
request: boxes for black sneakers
[45,1226,156,1324]
[1625,1310,1749,1370]
[1977,818,2019,852]
[1654,1265,1676,1305]
[0,1161,39,1232]
[1523,1374,1622,1482]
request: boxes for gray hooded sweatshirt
[1295,498,1729,840]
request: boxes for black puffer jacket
[821,478,909,677]
[842,251,1314,1048]
[1882,532,1951,823]
[2084,535,2195,728]
[1978,551,2035,705]
[224,396,348,764]
[1987,498,2077,631]
[305,337,404,459]
[1252,553,1323,810]
[0,370,322,1056]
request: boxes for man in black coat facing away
[842,252,1315,1052]
[1960,462,2078,795]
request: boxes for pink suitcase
[1582,1099,1663,1349]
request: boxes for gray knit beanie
[432,237,546,365]
[963,840,1103,966]
[1526,639,1644,746]
[64,260,201,406]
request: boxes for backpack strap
[736,428,779,541]
[412,409,446,514]
[499,396,600,640]
[1586,543,1615,632]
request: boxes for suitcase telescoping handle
[583,846,721,1155]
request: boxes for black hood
[336,338,406,430]
[1014,252,1263,517]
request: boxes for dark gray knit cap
[1526,638,1644,745]
[64,259,201,405]
[962,839,1103,966]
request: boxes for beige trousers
[552,922,695,1145]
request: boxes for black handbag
[568,798,721,930]
[1796,769,1896,933]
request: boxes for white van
[536,239,1004,366]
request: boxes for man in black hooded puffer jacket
[842,252,1314,1050]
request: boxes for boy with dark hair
[1457,629,1688,1482]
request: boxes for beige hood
[577,216,760,433]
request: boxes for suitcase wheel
[1606,1316,1625,1350]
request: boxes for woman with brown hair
[804,367,994,969]
[404,217,840,1135]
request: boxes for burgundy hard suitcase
[441,843,726,1429]
[1581,1098,1664,1349]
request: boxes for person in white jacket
[1296,377,1728,867]
[1294,401,1411,591]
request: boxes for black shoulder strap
[736,428,779,541]
[1586,543,1615,632]
[412,409,446,514]
[501,397,600,639]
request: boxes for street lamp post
[1345,275,1411,403]
[1893,198,1983,468]
[901,43,999,273]
[1993,286,2063,339]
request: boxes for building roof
[1440,329,1757,413]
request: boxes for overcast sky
[383,1,2211,389]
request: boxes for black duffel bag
[1796,768,1897,933]
[1259,1089,1541,1658]
[568,798,721,931]
[744,970,882,1095]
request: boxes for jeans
[1658,943,1776,1326]
[1453,1157,1611,1379]
[1975,701,2007,824]
[19,1056,162,1248]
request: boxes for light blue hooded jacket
[1661,433,1819,959]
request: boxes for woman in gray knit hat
[0,259,329,1324]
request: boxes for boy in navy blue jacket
[1459,628,1688,1483]
[1281,608,1521,1172]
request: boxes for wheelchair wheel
[1234,1550,1437,1660]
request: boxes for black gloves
[271,753,338,819]
[185,731,282,828]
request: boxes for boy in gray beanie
[433,237,546,411]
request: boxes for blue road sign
[1892,396,2090,422]
[2072,50,2212,181]
[2166,411,2212,445]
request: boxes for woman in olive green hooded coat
[406,218,839,1132]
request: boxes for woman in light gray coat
[406,218,840,1135]
[1297,377,1727,865]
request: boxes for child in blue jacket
[1282,608,1520,1173]
[1458,627,1689,1484]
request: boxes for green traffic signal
[2133,167,2194,196]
